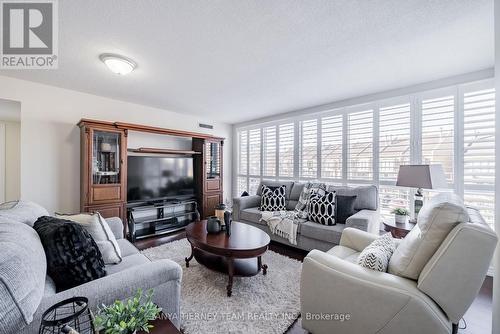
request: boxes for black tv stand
[127,198,199,242]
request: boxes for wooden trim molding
[78,119,225,141]
[128,147,202,155]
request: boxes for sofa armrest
[36,259,182,329]
[300,250,450,334]
[345,209,380,234]
[232,195,260,221]
[105,216,124,239]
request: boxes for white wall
[1,120,21,201]
[494,1,500,333]
[0,75,232,214]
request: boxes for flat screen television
[127,156,194,203]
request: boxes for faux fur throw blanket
[260,211,303,245]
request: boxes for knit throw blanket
[260,211,303,245]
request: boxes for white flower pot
[394,214,407,224]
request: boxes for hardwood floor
[135,231,493,334]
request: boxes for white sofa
[300,195,497,334]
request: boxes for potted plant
[391,208,409,224]
[93,289,161,334]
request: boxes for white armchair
[300,207,497,334]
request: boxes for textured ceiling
[1,0,494,124]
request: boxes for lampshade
[396,164,448,189]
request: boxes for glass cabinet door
[206,141,220,179]
[92,131,121,184]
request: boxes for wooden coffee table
[185,220,271,297]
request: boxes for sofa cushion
[56,212,122,264]
[307,192,336,226]
[328,185,378,211]
[389,193,469,280]
[105,253,151,276]
[257,181,294,200]
[34,216,107,291]
[287,200,298,211]
[240,207,265,225]
[289,183,306,201]
[0,200,49,227]
[300,220,345,244]
[260,185,287,211]
[117,239,140,257]
[0,221,47,332]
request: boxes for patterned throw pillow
[260,185,287,211]
[307,191,336,225]
[357,233,396,272]
[294,183,327,219]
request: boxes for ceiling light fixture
[99,53,137,75]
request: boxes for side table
[137,318,180,334]
[383,218,416,239]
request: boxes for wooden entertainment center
[78,119,224,240]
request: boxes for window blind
[248,129,261,175]
[279,123,295,177]
[379,103,411,181]
[421,95,455,183]
[238,130,248,175]
[321,115,343,179]
[300,119,318,178]
[263,126,277,177]
[348,110,373,180]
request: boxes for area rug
[142,239,302,334]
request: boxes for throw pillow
[33,216,106,291]
[357,233,396,272]
[260,185,287,211]
[335,195,357,224]
[307,191,336,225]
[388,193,469,280]
[0,200,49,226]
[56,212,122,264]
[294,182,327,219]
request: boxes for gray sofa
[233,181,380,251]
[0,201,182,334]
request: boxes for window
[379,103,411,181]
[321,115,343,179]
[300,119,318,178]
[279,123,295,177]
[421,95,455,183]
[234,79,495,230]
[263,126,277,177]
[348,109,373,180]
[248,129,261,176]
[463,87,495,228]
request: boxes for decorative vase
[224,211,232,236]
[206,216,221,233]
[395,214,407,224]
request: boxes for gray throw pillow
[357,233,396,272]
[56,212,122,264]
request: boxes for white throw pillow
[357,233,396,272]
[388,193,469,280]
[56,212,122,264]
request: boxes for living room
[0,1,499,334]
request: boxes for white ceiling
[1,0,494,124]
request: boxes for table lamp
[396,164,448,221]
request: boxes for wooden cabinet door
[204,192,222,218]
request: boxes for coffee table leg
[227,258,234,297]
[185,244,194,268]
[258,256,268,275]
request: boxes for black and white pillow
[260,185,287,211]
[357,233,396,272]
[294,183,327,219]
[307,191,336,225]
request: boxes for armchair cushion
[389,193,469,280]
